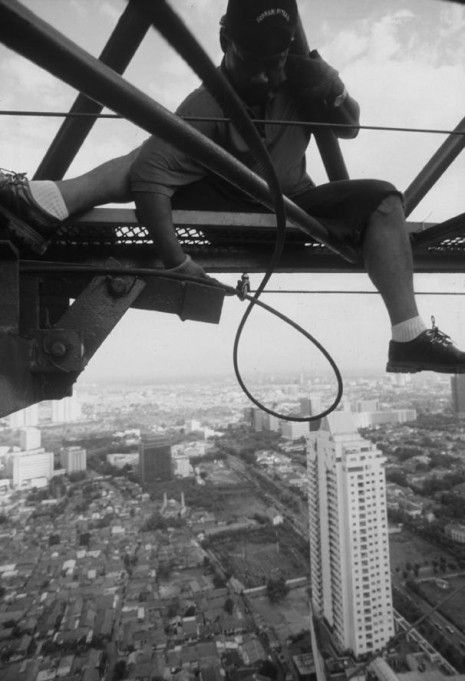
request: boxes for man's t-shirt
[130,70,314,199]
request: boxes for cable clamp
[236,273,250,300]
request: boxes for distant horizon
[75,367,453,389]
[77,368,385,387]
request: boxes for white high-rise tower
[307,412,394,658]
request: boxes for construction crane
[0,0,464,423]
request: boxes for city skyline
[1,366,465,675]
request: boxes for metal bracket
[57,268,145,366]
[0,240,226,417]
[179,280,225,323]
[0,240,19,333]
[0,252,145,417]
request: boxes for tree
[259,660,278,679]
[79,532,91,547]
[158,562,173,580]
[166,600,179,618]
[387,470,408,486]
[69,471,86,482]
[213,574,226,588]
[140,513,167,532]
[223,597,234,615]
[113,660,127,680]
[266,576,289,603]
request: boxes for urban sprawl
[1,374,465,680]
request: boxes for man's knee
[126,147,144,182]
[125,147,142,166]
[129,137,159,190]
[373,192,404,218]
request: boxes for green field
[250,586,311,643]
[210,527,309,587]
[416,576,465,632]
[389,529,453,572]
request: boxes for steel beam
[196,250,465,274]
[69,206,430,234]
[404,116,465,217]
[19,275,40,334]
[0,0,357,264]
[34,0,152,180]
[294,15,349,181]
[24,269,226,324]
[0,241,19,333]
[55,268,145,367]
[411,212,465,248]
[71,206,315,232]
[25,241,465,274]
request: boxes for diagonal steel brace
[0,249,145,417]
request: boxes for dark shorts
[171,176,402,248]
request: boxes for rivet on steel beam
[107,276,131,297]
[50,341,67,358]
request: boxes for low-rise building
[445,523,465,543]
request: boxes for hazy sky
[1,0,465,386]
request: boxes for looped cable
[20,259,343,422]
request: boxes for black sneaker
[387,318,465,373]
[0,168,60,253]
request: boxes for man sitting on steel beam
[0,0,464,374]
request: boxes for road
[226,454,309,540]
[393,580,465,669]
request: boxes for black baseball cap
[223,0,298,57]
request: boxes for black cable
[140,0,338,423]
[239,292,343,422]
[2,108,465,137]
[20,259,342,422]
[251,289,465,295]
[19,259,237,290]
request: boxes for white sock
[391,315,427,342]
[29,181,69,221]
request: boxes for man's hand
[286,50,345,105]
[286,50,360,138]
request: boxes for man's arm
[324,89,360,139]
[286,51,360,139]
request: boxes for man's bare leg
[363,194,419,326]
[56,148,140,214]
[361,193,465,372]
[134,191,210,278]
